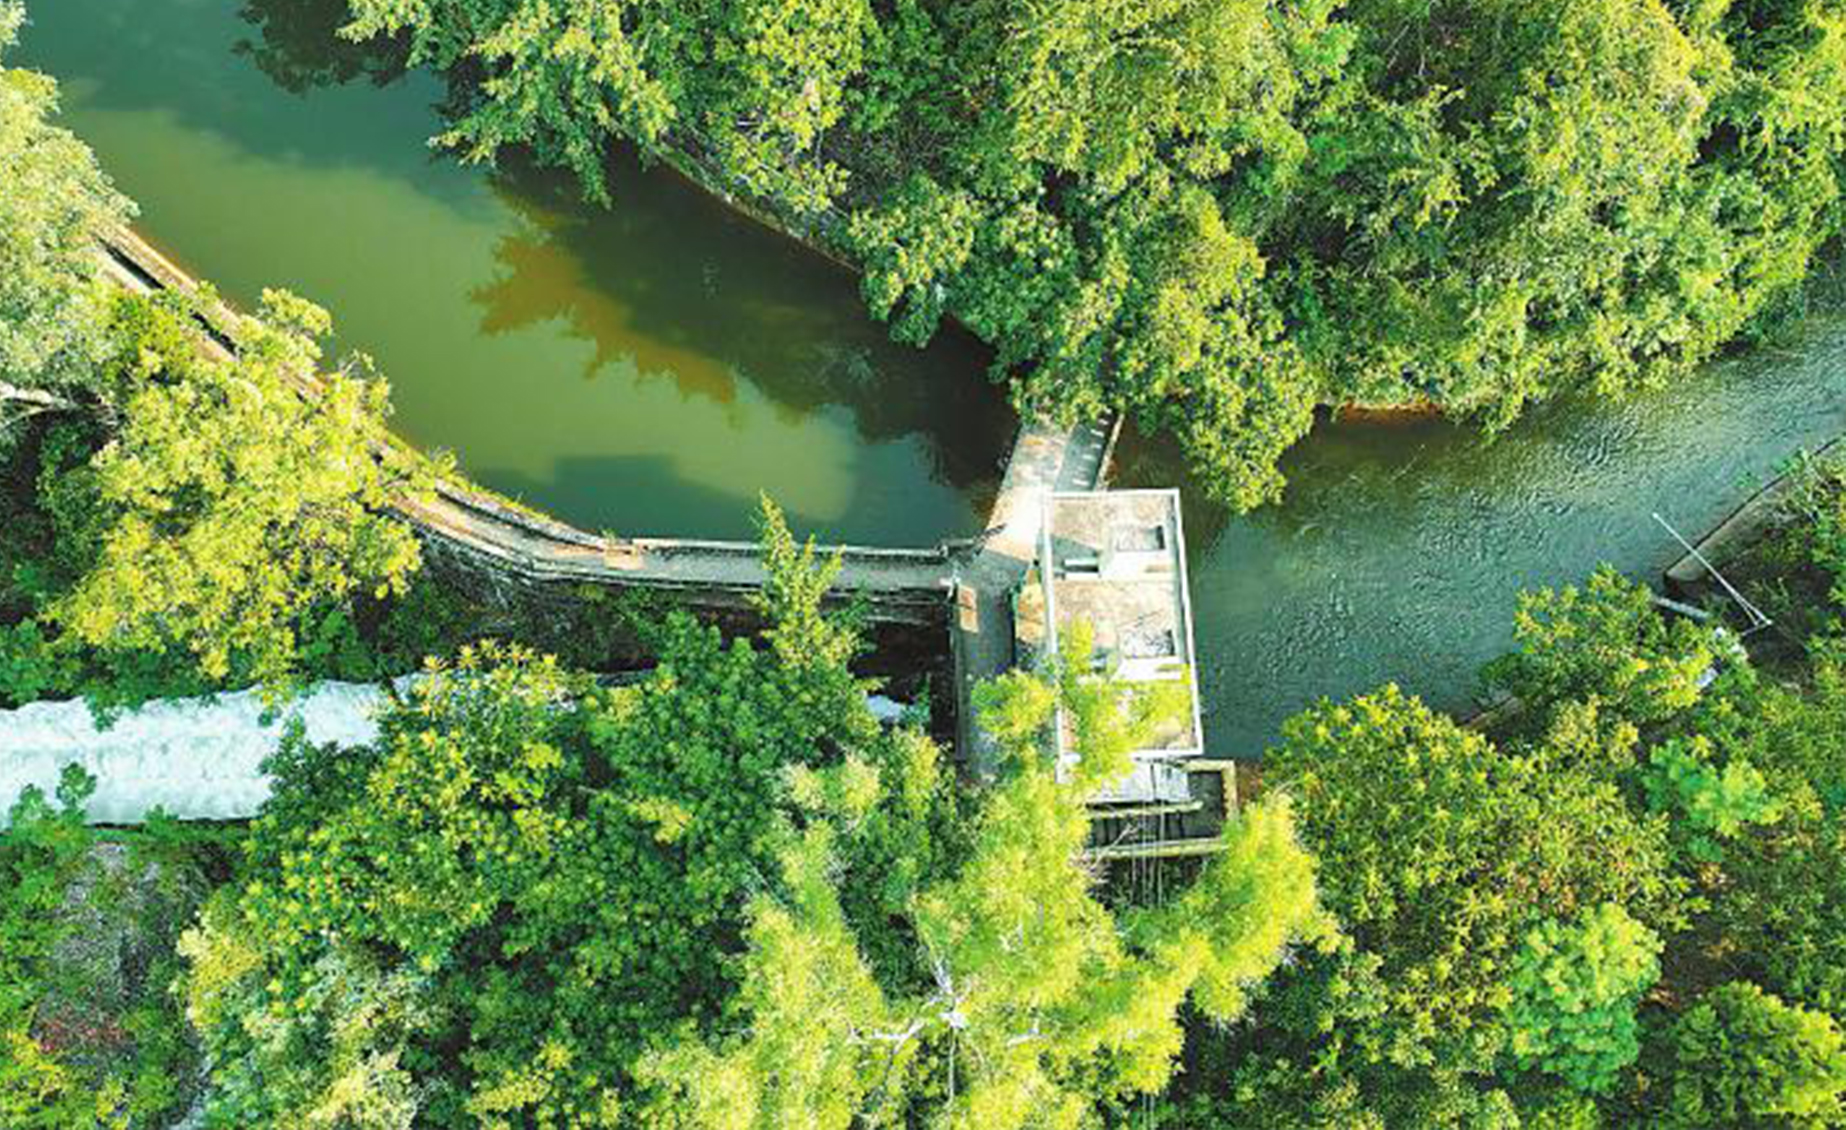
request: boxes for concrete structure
[1026,490,1206,805]
[946,418,1118,779]
[57,226,1228,847]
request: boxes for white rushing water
[0,683,918,825]
[0,682,389,825]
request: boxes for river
[16,0,1015,546]
[20,0,1846,754]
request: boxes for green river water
[20,0,1846,753]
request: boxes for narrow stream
[20,1,1846,754]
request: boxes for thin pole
[1653,513,1772,634]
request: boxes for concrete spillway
[0,682,388,825]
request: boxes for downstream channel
[21,0,1846,754]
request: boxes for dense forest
[6,1,1846,1127]
[319,0,1846,506]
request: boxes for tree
[1659,981,1846,1128]
[634,825,901,1130]
[1694,646,1846,1015]
[39,290,425,686]
[1503,902,1662,1093]
[1486,567,1721,726]
[1265,683,1679,1075]
[180,505,967,1126]
[339,0,876,211]
[0,769,110,1129]
[698,0,874,213]
[2,768,207,1129]
[0,1,133,446]
[640,625,1328,1129]
[1643,735,1782,862]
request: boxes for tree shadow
[469,150,1017,499]
[233,0,410,96]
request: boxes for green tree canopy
[642,635,1330,1130]
[1658,981,1846,1128]
[1503,902,1662,1094]
[0,2,132,444]
[179,508,961,1126]
[34,290,426,687]
[1266,683,1679,1076]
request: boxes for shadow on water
[471,153,1016,495]
[19,0,472,206]
[233,0,410,96]
[224,0,1015,496]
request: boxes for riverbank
[1665,435,1846,600]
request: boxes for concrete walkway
[950,418,1117,775]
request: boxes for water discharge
[1116,323,1846,752]
[19,0,1846,754]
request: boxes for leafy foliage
[1486,565,1720,725]
[0,770,111,1129]
[1503,902,1661,1093]
[1265,683,1678,1076]
[644,737,1330,1130]
[0,3,132,445]
[2,769,211,1129]
[1658,981,1846,1128]
[180,507,960,1126]
[1643,735,1782,861]
[42,290,426,685]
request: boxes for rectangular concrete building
[1031,489,1206,804]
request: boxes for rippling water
[1119,310,1846,753]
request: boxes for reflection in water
[20,0,1012,543]
[471,181,746,405]
[234,0,407,96]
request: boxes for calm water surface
[21,1,1846,752]
[19,0,1014,543]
